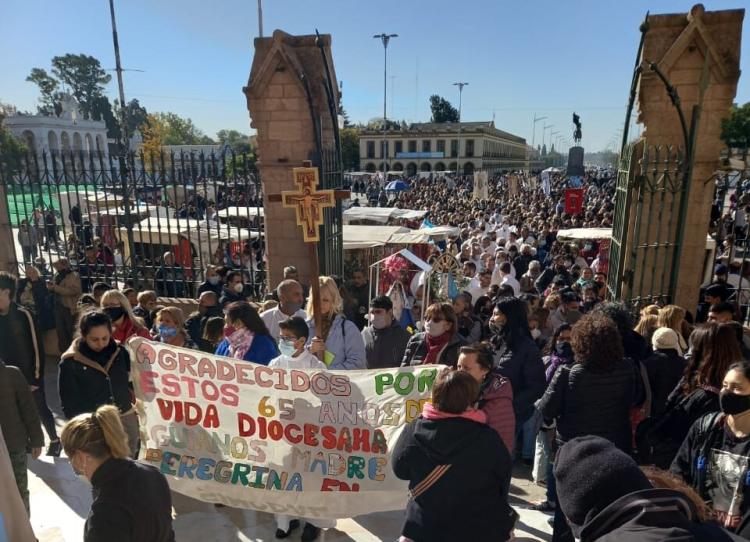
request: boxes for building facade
[359,121,527,176]
[3,94,111,168]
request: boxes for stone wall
[636,4,743,309]
[244,31,339,289]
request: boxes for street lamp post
[454,82,468,176]
[374,33,398,173]
[531,114,547,154]
[542,124,553,154]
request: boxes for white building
[3,94,111,167]
[359,121,528,176]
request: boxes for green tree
[157,112,208,145]
[721,102,750,158]
[429,95,459,123]
[116,98,149,135]
[25,68,63,115]
[0,104,28,177]
[216,129,252,153]
[49,54,111,118]
[341,127,360,170]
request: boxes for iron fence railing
[0,149,266,298]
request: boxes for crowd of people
[3,167,750,542]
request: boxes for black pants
[32,386,58,441]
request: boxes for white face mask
[233,283,244,293]
[424,320,447,337]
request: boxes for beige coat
[48,269,82,314]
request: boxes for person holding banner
[392,369,516,542]
[58,311,140,458]
[223,301,278,365]
[268,316,329,540]
[152,307,196,349]
[60,404,175,542]
[307,276,366,370]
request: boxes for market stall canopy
[389,225,460,245]
[556,228,612,241]
[217,206,264,218]
[343,225,410,250]
[542,167,561,173]
[343,207,428,224]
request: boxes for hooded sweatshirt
[392,407,515,542]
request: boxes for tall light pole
[531,114,547,153]
[550,130,560,153]
[454,81,468,176]
[374,33,398,172]
[542,124,553,153]
[257,0,263,37]
[107,0,134,268]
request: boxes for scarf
[422,402,487,424]
[227,328,254,360]
[423,331,451,365]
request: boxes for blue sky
[1,0,748,151]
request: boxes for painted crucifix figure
[282,167,335,242]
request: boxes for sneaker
[275,520,300,539]
[529,501,555,513]
[301,523,321,542]
[47,440,62,457]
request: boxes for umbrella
[385,180,409,192]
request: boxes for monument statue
[572,112,582,143]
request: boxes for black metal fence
[0,149,266,298]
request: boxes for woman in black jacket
[61,404,175,542]
[58,310,139,458]
[671,361,750,538]
[643,327,686,417]
[392,369,515,542]
[538,312,637,542]
[489,296,546,461]
[401,302,465,368]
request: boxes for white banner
[473,170,489,200]
[128,338,439,519]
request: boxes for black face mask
[555,341,573,359]
[719,390,750,415]
[103,306,125,322]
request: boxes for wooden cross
[267,162,349,338]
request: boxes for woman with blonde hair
[307,276,366,370]
[634,313,658,344]
[657,304,689,354]
[154,307,195,349]
[61,405,174,541]
[100,289,150,343]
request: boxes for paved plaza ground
[27,355,553,542]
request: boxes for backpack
[635,386,710,469]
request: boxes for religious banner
[507,174,520,197]
[129,338,439,519]
[282,167,335,242]
[473,171,489,200]
[564,188,585,215]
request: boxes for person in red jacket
[457,343,515,455]
[100,290,151,343]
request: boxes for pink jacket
[479,372,515,455]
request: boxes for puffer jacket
[401,331,465,368]
[478,371,515,454]
[538,358,637,451]
[492,335,546,424]
[58,338,132,419]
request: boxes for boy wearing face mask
[361,296,411,369]
[268,317,329,540]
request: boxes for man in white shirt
[498,262,520,296]
[463,261,484,304]
[260,279,307,340]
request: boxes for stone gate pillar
[0,184,18,273]
[637,4,743,309]
[244,31,339,290]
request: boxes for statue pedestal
[567,146,585,178]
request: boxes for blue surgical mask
[278,338,298,357]
[158,325,178,341]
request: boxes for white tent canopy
[342,225,410,250]
[556,228,612,241]
[217,206,264,218]
[343,207,428,224]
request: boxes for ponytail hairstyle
[60,404,130,460]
